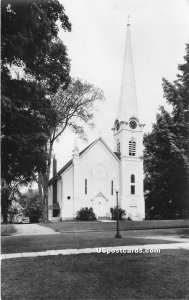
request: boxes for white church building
[48,23,145,221]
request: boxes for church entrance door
[129,206,137,219]
[93,196,107,219]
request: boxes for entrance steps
[51,217,61,223]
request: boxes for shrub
[25,196,43,223]
[110,207,126,220]
[76,207,97,221]
[19,194,43,223]
[8,200,23,223]
[8,208,20,223]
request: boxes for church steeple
[117,22,138,122]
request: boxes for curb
[54,226,189,234]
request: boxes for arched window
[131,174,135,183]
[131,174,135,194]
[117,139,120,153]
[129,138,136,156]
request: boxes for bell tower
[112,22,145,220]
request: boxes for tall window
[129,138,136,156]
[131,186,135,194]
[117,139,120,153]
[85,179,87,195]
[131,174,135,183]
[111,180,114,195]
[131,174,135,195]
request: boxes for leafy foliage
[2,0,71,69]
[1,79,55,184]
[19,192,43,223]
[76,207,97,221]
[1,0,71,185]
[144,44,189,219]
[1,179,23,223]
[50,78,105,142]
[8,201,23,223]
[110,207,126,220]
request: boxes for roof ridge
[49,137,119,186]
[48,139,97,184]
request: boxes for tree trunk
[1,188,9,223]
[40,141,53,223]
[38,173,43,200]
[39,173,49,223]
[1,179,10,223]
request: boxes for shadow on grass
[1,224,17,236]
[176,228,189,238]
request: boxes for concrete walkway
[1,242,189,260]
[14,224,60,236]
[134,235,189,243]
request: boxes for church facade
[48,23,145,221]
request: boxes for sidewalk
[14,224,60,236]
[1,242,189,260]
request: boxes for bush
[7,208,20,223]
[110,207,126,220]
[76,207,97,221]
[19,194,43,223]
[8,200,23,223]
[25,196,43,223]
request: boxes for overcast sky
[52,0,189,174]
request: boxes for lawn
[1,230,180,254]
[2,249,189,299]
[1,224,17,236]
[40,219,189,233]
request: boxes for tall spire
[117,23,138,122]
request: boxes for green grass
[40,219,189,233]
[1,224,17,236]
[2,249,189,299]
[1,230,180,254]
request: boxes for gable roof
[48,137,120,186]
[48,140,96,185]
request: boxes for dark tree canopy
[1,0,71,184]
[144,44,189,219]
[2,0,71,67]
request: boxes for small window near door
[85,179,87,195]
[131,185,135,194]
[111,180,113,195]
[131,174,135,194]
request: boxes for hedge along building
[48,22,145,221]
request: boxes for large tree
[144,44,189,219]
[39,78,105,221]
[1,0,71,221]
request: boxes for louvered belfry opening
[129,138,136,156]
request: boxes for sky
[52,0,189,175]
